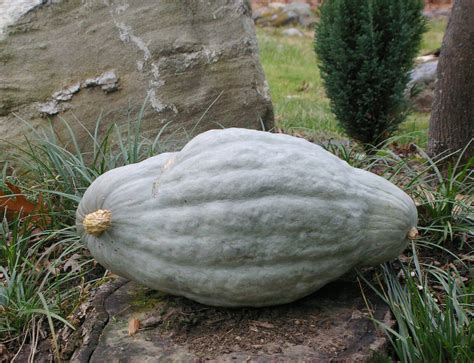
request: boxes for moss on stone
[129,287,166,311]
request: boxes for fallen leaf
[43,260,60,276]
[1,183,36,215]
[0,182,50,227]
[64,254,82,273]
[128,318,141,336]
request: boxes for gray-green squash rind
[76,128,417,307]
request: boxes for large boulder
[0,0,273,157]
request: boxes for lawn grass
[420,18,448,55]
[257,27,341,140]
[256,17,447,146]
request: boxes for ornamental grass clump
[359,243,474,363]
[315,0,426,146]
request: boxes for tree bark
[427,0,474,159]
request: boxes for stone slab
[72,277,391,362]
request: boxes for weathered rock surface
[70,277,392,362]
[0,0,273,157]
[408,60,438,112]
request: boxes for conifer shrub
[315,0,426,145]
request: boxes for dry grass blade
[453,194,474,217]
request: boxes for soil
[145,284,377,357]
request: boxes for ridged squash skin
[76,128,417,307]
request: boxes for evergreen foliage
[315,0,426,145]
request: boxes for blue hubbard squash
[77,128,417,307]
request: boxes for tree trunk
[427,0,474,159]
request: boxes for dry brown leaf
[1,183,37,216]
[128,318,141,336]
[64,254,82,273]
[0,182,50,227]
[44,260,60,276]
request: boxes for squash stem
[83,209,112,236]
[407,227,419,240]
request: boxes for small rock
[282,28,304,37]
[254,2,316,28]
[410,60,438,85]
[282,3,315,28]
